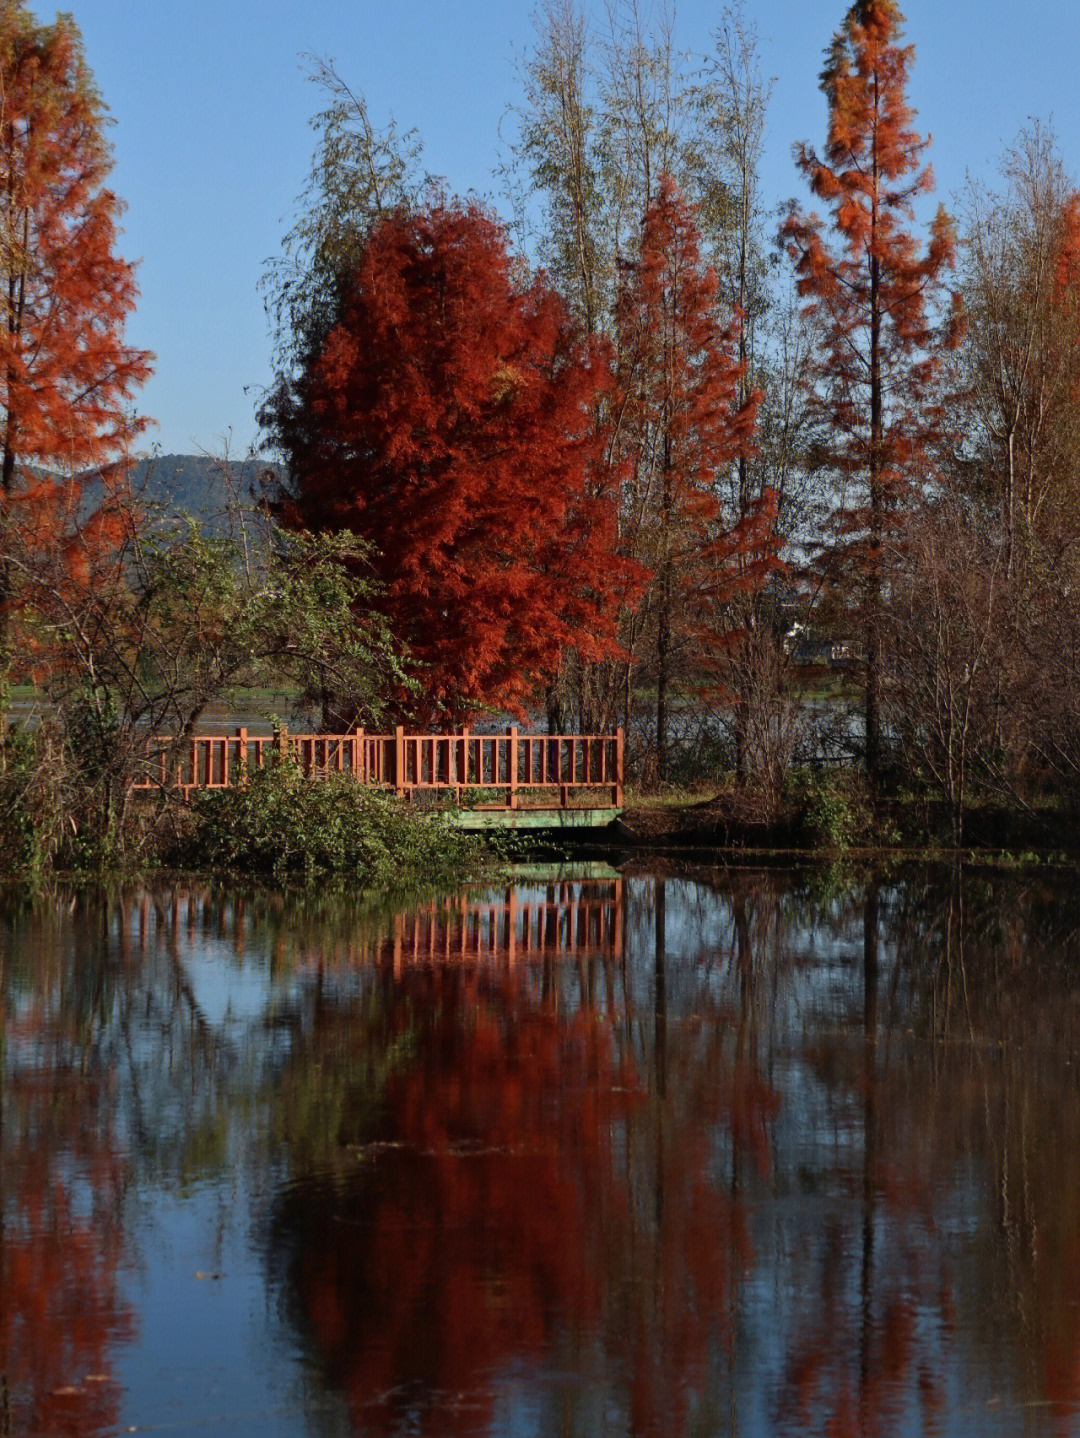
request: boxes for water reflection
[0,897,134,1434]
[4,868,1080,1433]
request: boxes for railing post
[276,724,289,769]
[356,728,365,784]
[395,724,405,797]
[509,726,518,810]
[615,727,624,808]
[460,726,470,797]
[236,726,247,787]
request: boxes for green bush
[785,766,873,851]
[187,758,489,884]
[0,723,56,882]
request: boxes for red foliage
[781,0,960,773]
[268,197,637,721]
[1053,194,1080,304]
[615,175,766,770]
[0,6,151,638]
[616,175,760,551]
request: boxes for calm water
[4,864,1080,1436]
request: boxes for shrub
[187,759,489,884]
[785,767,873,851]
[0,723,57,881]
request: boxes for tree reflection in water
[267,877,779,1437]
[0,896,134,1436]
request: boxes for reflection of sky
[117,1180,351,1437]
[182,937,290,1028]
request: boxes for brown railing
[132,726,624,811]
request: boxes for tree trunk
[656,576,670,783]
[546,682,564,735]
[866,182,884,787]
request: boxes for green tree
[262,56,427,387]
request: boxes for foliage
[781,0,961,782]
[615,174,772,779]
[262,55,428,380]
[885,499,1003,842]
[906,126,1080,822]
[0,698,146,878]
[21,504,399,722]
[785,765,873,851]
[0,3,152,643]
[264,195,640,722]
[1,501,407,872]
[16,1,1080,851]
[0,721,57,881]
[508,0,738,335]
[958,124,1080,576]
[188,758,487,884]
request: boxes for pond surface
[3,863,1080,1436]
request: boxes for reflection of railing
[132,727,624,811]
[115,881,626,969]
[381,883,625,969]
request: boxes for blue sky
[67,0,1080,457]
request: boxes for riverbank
[612,779,1080,860]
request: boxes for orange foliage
[782,0,960,774]
[782,0,959,527]
[615,176,771,767]
[267,197,638,721]
[616,175,761,566]
[0,5,150,649]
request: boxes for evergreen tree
[616,176,763,778]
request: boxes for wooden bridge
[134,726,624,823]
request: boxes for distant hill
[79,453,286,537]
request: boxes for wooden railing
[132,726,624,811]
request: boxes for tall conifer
[782,0,960,782]
[0,4,151,644]
[616,176,763,779]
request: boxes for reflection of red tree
[276,961,779,1437]
[286,975,637,1435]
[622,1054,779,1438]
[1,1055,133,1433]
[777,1040,952,1438]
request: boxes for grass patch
[623,780,726,812]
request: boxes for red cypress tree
[615,174,766,780]
[265,196,637,723]
[0,4,152,646]
[782,0,960,782]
